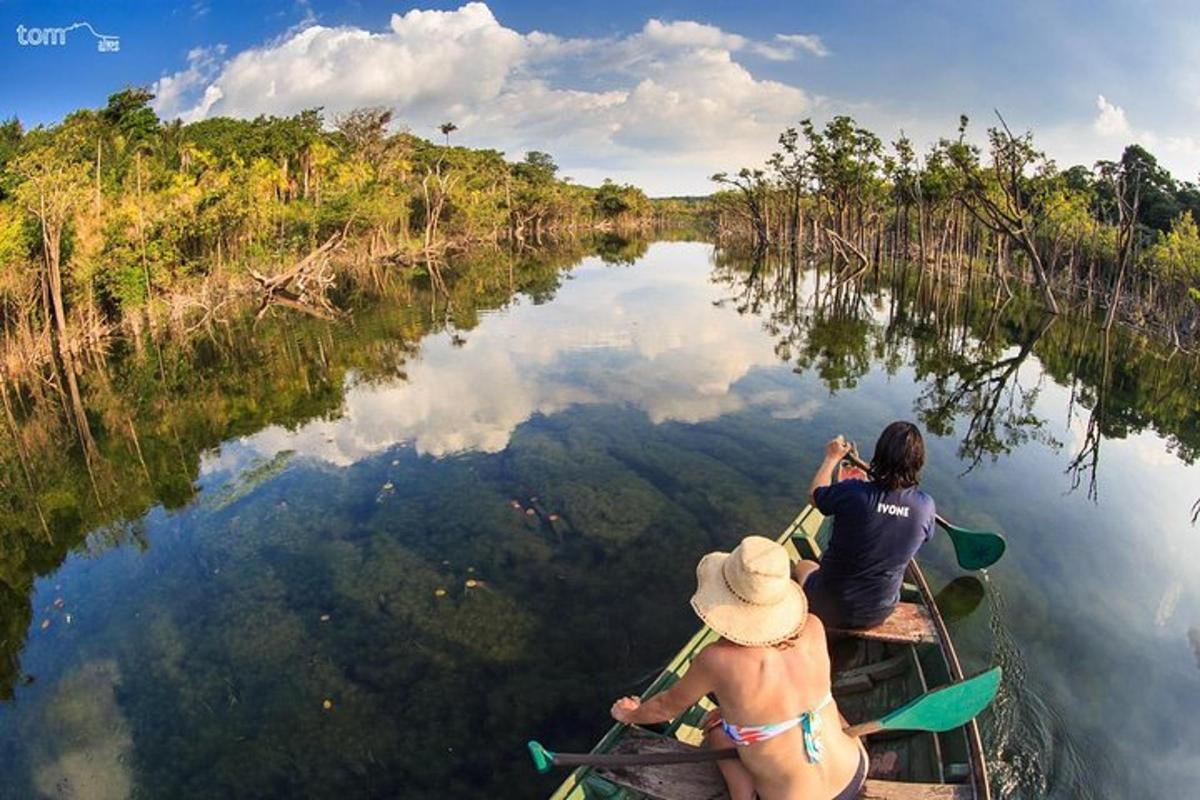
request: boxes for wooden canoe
[546,503,992,800]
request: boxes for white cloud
[151,45,226,120]
[152,3,818,194]
[640,19,745,51]
[1093,94,1131,137]
[1085,93,1200,177]
[750,43,799,61]
[775,33,830,58]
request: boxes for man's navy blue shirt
[808,479,935,626]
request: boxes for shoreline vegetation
[0,89,685,386]
[703,114,1200,349]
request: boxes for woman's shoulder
[701,638,748,662]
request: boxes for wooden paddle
[843,451,1006,571]
[527,666,1001,772]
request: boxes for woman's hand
[824,435,852,461]
[610,696,641,724]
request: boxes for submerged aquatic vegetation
[204,450,297,511]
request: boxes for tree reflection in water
[711,246,1199,494]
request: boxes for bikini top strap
[798,693,835,764]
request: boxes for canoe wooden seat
[595,730,972,799]
[833,653,910,695]
[831,602,938,645]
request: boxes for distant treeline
[705,115,1200,347]
[0,88,675,380]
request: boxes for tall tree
[11,140,90,350]
[947,115,1061,313]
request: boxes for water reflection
[0,240,1197,798]
[219,245,814,465]
[31,660,132,800]
[932,576,986,622]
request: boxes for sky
[2,0,1199,195]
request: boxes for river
[0,239,1197,798]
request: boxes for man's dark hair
[870,421,925,491]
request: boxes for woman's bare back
[706,615,864,799]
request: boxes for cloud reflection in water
[207,244,817,468]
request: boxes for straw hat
[690,536,808,646]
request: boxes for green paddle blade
[879,667,1002,733]
[843,450,1007,571]
[528,740,555,774]
[939,519,1007,570]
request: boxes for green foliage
[0,117,23,197]
[0,99,657,366]
[514,151,558,184]
[101,87,160,146]
[1148,212,1200,311]
[712,112,1200,333]
[593,179,649,220]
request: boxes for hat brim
[689,552,808,647]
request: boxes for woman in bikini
[608,536,868,800]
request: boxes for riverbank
[704,116,1200,351]
[0,225,684,387]
[0,91,693,387]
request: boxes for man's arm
[611,649,717,725]
[809,435,853,505]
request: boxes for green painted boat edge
[545,505,820,800]
[905,551,993,800]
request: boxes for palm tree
[439,122,457,146]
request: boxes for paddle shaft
[542,718,883,770]
[540,706,968,771]
[546,747,739,769]
[543,720,867,770]
[532,666,1002,772]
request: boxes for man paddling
[792,421,935,630]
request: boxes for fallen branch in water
[255,291,337,322]
[250,224,351,321]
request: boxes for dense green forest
[706,115,1200,346]
[0,88,667,382]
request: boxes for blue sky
[2,1,1198,194]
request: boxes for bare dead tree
[421,158,460,251]
[1097,159,1142,331]
[948,113,1061,314]
[712,169,771,251]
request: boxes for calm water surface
[0,241,1197,798]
